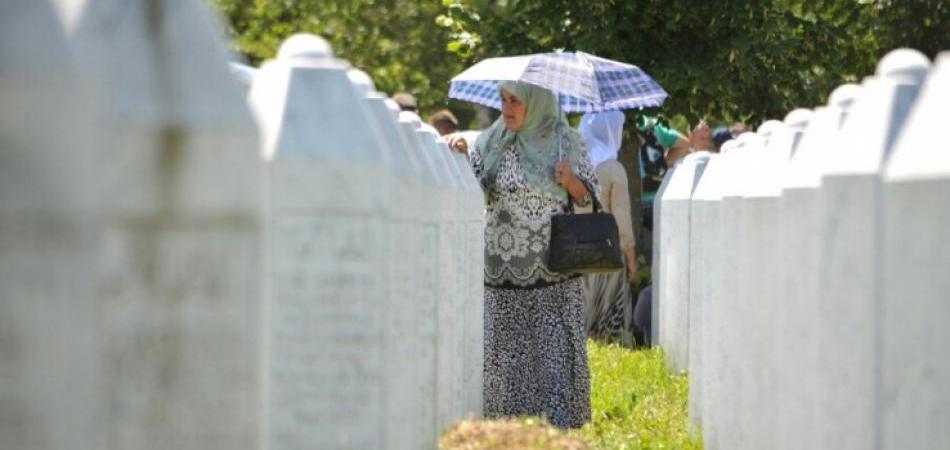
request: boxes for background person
[448,80,596,429]
[578,111,638,347]
[392,91,419,113]
[428,108,459,136]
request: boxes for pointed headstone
[815,48,930,450]
[0,2,99,449]
[881,51,950,450]
[656,151,710,372]
[249,33,392,450]
[776,83,862,450]
[57,1,265,448]
[740,111,812,450]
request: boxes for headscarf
[474,81,585,197]
[578,111,625,168]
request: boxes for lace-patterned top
[471,141,598,288]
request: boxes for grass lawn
[572,340,702,449]
[441,340,703,449]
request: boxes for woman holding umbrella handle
[450,80,596,429]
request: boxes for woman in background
[578,111,637,347]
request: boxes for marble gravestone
[687,152,723,437]
[690,138,745,450]
[775,83,862,450]
[395,111,442,448]
[58,1,265,449]
[815,49,930,450]
[415,125,465,434]
[650,167,671,347]
[732,121,787,450]
[456,144,486,423]
[249,34,393,450]
[656,152,710,372]
[740,111,812,450]
[881,52,950,450]
[348,72,430,450]
[715,131,765,450]
[0,2,99,449]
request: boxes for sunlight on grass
[441,340,702,449]
[572,340,702,450]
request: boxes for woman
[578,111,638,346]
[446,81,596,428]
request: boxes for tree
[438,0,893,125]
[211,0,471,120]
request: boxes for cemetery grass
[440,340,701,449]
[572,341,701,450]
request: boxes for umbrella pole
[557,99,563,161]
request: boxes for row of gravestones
[0,1,485,450]
[653,48,949,450]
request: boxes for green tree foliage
[212,0,469,118]
[440,0,895,124]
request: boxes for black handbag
[547,181,624,274]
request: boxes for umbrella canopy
[449,51,667,112]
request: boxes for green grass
[571,340,703,450]
[441,340,702,449]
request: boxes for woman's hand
[554,160,578,189]
[554,160,588,201]
[624,248,638,283]
[443,133,469,156]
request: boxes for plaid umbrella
[449,51,667,112]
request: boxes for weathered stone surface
[250,34,390,450]
[0,2,99,449]
[395,112,441,449]
[741,111,812,450]
[815,49,930,450]
[656,152,710,372]
[881,52,950,450]
[716,131,765,450]
[687,152,723,439]
[350,71,428,450]
[775,83,862,450]
[59,1,265,449]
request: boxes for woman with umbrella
[448,80,596,428]
[446,51,667,428]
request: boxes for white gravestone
[454,146,486,422]
[815,49,930,450]
[0,2,98,449]
[60,1,265,449]
[349,73,428,450]
[651,168,672,346]
[433,136,486,424]
[687,151,723,437]
[656,152,710,372]
[741,111,812,450]
[395,112,442,448]
[716,131,765,450]
[249,34,392,450]
[416,126,465,434]
[776,83,862,450]
[881,52,950,450]
[730,124,778,450]
[691,138,746,450]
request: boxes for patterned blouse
[471,141,598,288]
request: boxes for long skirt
[582,266,634,347]
[483,277,591,429]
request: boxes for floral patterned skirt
[483,277,591,428]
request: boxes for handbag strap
[565,178,603,214]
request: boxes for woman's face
[500,89,527,131]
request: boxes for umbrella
[448,51,667,112]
